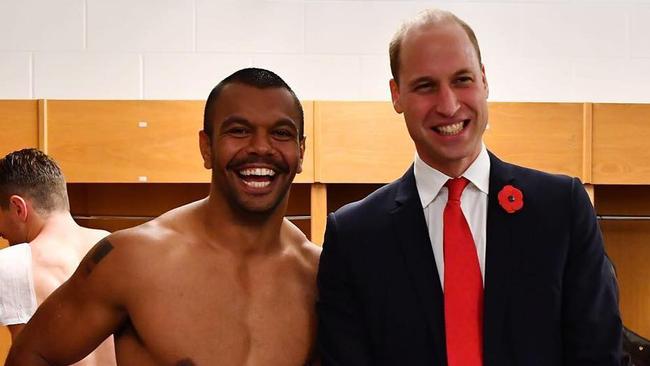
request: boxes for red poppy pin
[498,185,524,213]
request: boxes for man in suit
[316,8,622,366]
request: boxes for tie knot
[445,177,469,202]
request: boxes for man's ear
[297,136,306,175]
[481,63,489,99]
[9,195,28,222]
[198,130,213,170]
[389,79,403,114]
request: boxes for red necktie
[443,177,483,366]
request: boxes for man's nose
[435,84,461,117]
[247,132,274,155]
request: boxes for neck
[419,147,482,178]
[27,210,77,244]
[439,163,471,179]
[200,191,289,256]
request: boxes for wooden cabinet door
[314,101,585,183]
[0,100,38,157]
[47,100,314,183]
[315,101,413,183]
[485,103,585,179]
[592,104,650,184]
[0,326,9,365]
[47,100,209,183]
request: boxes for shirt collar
[414,144,490,209]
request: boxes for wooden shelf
[596,185,650,338]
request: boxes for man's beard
[216,155,294,219]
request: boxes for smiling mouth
[237,167,277,189]
[434,120,469,136]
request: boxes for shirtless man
[7,67,321,366]
[0,148,116,366]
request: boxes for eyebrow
[220,115,250,128]
[219,115,298,131]
[453,68,475,77]
[407,68,476,87]
[408,76,436,88]
[274,118,299,131]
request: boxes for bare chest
[117,260,317,365]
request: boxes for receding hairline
[389,9,483,84]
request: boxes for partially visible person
[317,8,622,366]
[0,148,116,366]
[7,68,321,365]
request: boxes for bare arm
[6,238,128,366]
[7,324,24,341]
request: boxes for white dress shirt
[413,145,490,288]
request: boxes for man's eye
[455,76,473,85]
[227,127,249,136]
[414,84,433,92]
[273,129,295,140]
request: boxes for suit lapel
[483,152,517,364]
[390,167,447,364]
[390,157,521,364]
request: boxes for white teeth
[239,168,276,177]
[243,180,271,188]
[239,168,274,189]
[435,121,465,136]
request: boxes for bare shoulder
[83,226,110,244]
[61,202,203,309]
[77,226,111,254]
[113,199,203,243]
[92,200,205,269]
[80,211,177,276]
[282,218,321,270]
[103,212,183,261]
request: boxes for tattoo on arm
[176,359,196,366]
[84,238,115,275]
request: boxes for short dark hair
[389,9,483,85]
[203,68,304,140]
[0,148,69,213]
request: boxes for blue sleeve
[317,213,372,366]
[562,178,623,365]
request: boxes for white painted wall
[1,0,649,102]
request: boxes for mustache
[226,156,290,174]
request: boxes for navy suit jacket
[317,152,622,365]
